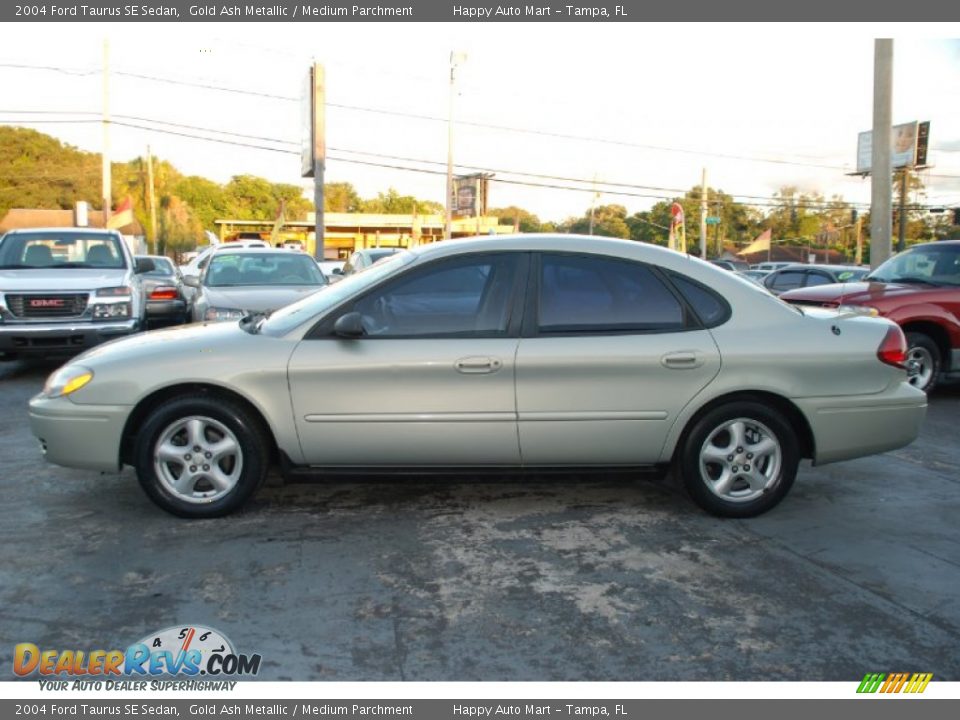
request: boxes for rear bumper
[145,299,187,319]
[796,382,927,465]
[0,320,139,355]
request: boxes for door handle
[455,356,502,374]
[661,352,704,369]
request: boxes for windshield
[866,244,960,287]
[0,231,128,269]
[205,253,327,287]
[260,250,417,336]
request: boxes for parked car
[0,228,153,360]
[736,269,769,285]
[137,255,190,326]
[781,240,960,392]
[751,261,793,273]
[317,260,345,280]
[337,247,402,277]
[29,235,925,519]
[282,242,305,252]
[188,249,327,322]
[763,264,870,296]
[710,259,750,272]
[180,240,270,280]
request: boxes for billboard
[856,121,930,173]
[453,175,489,217]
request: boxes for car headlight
[43,365,94,398]
[96,286,132,297]
[204,307,246,322]
[92,302,132,319]
[837,305,880,317]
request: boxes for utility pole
[312,64,326,260]
[855,214,863,265]
[870,39,894,269]
[445,52,465,241]
[146,146,158,254]
[588,174,599,235]
[101,39,111,226]
[897,167,908,253]
[699,168,708,258]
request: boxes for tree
[0,127,101,219]
[173,175,228,231]
[359,187,443,215]
[324,182,362,213]
[159,196,204,256]
[488,205,542,233]
[566,204,631,238]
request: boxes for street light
[445,51,467,241]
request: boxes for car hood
[0,268,129,292]
[74,320,250,367]
[780,281,931,305]
[202,285,324,312]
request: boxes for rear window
[668,273,731,327]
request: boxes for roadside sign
[705,216,721,225]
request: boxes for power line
[1,113,877,208]
[0,117,892,212]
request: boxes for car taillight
[877,325,907,369]
[150,287,178,301]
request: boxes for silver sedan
[29,235,926,519]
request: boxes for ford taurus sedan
[28,235,927,519]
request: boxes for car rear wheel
[134,395,269,518]
[905,332,941,394]
[677,401,799,518]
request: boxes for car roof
[207,248,305,256]
[3,227,123,237]
[773,263,865,272]
[906,239,960,249]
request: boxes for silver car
[188,249,328,322]
[29,235,926,519]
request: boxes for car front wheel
[677,401,799,518]
[134,395,268,518]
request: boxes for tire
[134,395,269,518]
[905,332,941,394]
[676,401,800,518]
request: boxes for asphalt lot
[1,357,958,681]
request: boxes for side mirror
[183,275,200,288]
[332,268,344,275]
[333,312,365,338]
[134,257,155,274]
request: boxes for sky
[1,22,959,224]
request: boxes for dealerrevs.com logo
[14,625,261,680]
[856,672,933,694]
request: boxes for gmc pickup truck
[781,239,960,393]
[0,227,153,360]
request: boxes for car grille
[5,293,89,318]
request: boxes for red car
[781,240,960,392]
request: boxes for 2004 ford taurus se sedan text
[29,235,927,519]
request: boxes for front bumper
[795,381,928,465]
[0,320,139,355]
[29,394,132,472]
